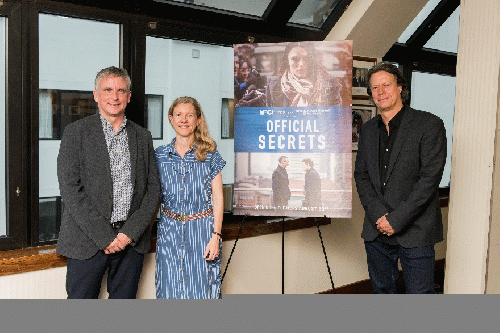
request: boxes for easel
[221,215,335,294]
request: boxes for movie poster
[233,41,352,218]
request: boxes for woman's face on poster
[234,55,239,77]
[238,61,251,82]
[288,47,309,79]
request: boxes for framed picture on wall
[352,56,378,99]
[352,104,377,150]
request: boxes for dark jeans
[365,240,435,294]
[66,245,144,299]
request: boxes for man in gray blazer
[57,67,160,298]
[354,62,446,293]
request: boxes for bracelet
[213,231,222,238]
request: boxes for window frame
[0,1,28,251]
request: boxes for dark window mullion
[406,0,460,50]
[383,43,457,77]
[319,0,353,34]
[27,3,41,247]
[0,1,28,250]
[262,0,303,26]
[122,19,146,127]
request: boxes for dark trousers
[365,240,435,294]
[66,246,144,299]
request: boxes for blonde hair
[168,96,216,161]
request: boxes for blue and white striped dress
[155,139,225,299]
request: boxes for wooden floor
[319,259,445,294]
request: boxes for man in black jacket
[302,158,321,207]
[272,156,291,208]
[354,62,446,294]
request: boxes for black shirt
[379,106,406,194]
[377,106,406,245]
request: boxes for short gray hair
[94,66,131,91]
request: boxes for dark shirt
[378,106,406,194]
[377,106,406,245]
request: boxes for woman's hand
[204,234,220,261]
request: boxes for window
[410,72,455,188]
[148,0,352,44]
[39,89,97,140]
[162,0,271,16]
[37,13,121,245]
[145,94,164,140]
[398,0,442,44]
[145,36,171,140]
[290,0,342,28]
[424,6,460,53]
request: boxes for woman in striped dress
[155,96,225,299]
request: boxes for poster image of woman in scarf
[266,42,343,107]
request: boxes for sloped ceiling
[326,0,429,58]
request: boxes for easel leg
[282,216,285,294]
[221,215,247,282]
[316,216,335,292]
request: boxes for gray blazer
[354,107,447,248]
[56,113,160,260]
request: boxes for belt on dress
[162,207,213,221]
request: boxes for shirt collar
[166,137,197,155]
[378,105,406,129]
[100,114,127,133]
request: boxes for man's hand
[103,232,132,254]
[376,214,396,236]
